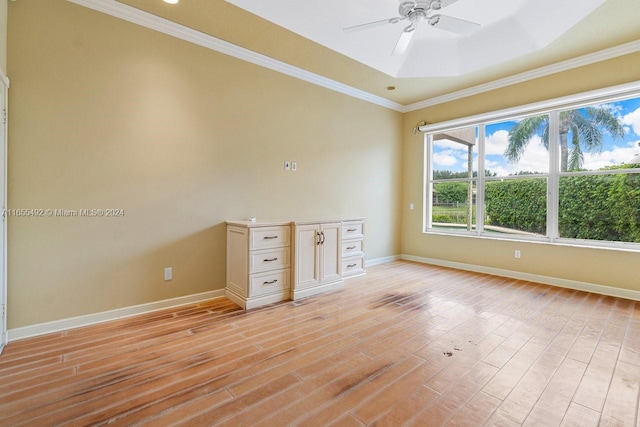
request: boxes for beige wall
[402,52,640,292]
[6,0,403,328]
[0,0,6,74]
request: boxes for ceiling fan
[343,0,480,56]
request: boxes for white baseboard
[365,255,401,267]
[400,254,640,302]
[292,280,344,300]
[8,290,225,342]
[10,253,638,342]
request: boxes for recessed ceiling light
[163,0,179,4]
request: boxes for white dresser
[226,220,292,310]
[226,218,365,309]
[341,219,365,278]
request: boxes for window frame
[422,81,640,251]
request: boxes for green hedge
[559,173,640,242]
[433,182,468,204]
[484,167,640,242]
[485,178,547,234]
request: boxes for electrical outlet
[292,162,297,171]
[164,267,172,281]
[514,250,521,259]
[284,161,290,171]
[409,203,414,210]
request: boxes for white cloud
[434,138,471,151]
[583,141,640,170]
[516,136,549,173]
[601,102,624,115]
[485,130,509,155]
[433,150,459,167]
[622,107,640,136]
[485,131,549,175]
[484,159,510,177]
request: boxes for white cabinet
[226,218,365,309]
[225,221,291,309]
[341,219,366,278]
[292,221,343,300]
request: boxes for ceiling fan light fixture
[163,0,179,4]
[344,0,480,56]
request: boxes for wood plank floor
[1,261,639,426]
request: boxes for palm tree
[505,107,625,171]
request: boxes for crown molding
[404,40,640,112]
[67,1,639,114]
[66,0,405,112]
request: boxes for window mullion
[547,110,560,241]
[424,133,433,231]
[476,125,485,235]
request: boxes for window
[427,126,478,233]
[424,84,640,249]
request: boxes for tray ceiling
[111,0,640,106]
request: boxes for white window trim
[422,80,640,251]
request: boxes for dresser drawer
[250,226,290,250]
[342,240,363,256]
[342,256,364,277]
[250,248,290,273]
[342,222,364,239]
[250,269,290,297]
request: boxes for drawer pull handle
[347,228,357,232]
[347,264,357,268]
[264,258,278,262]
[346,246,356,250]
[263,236,278,240]
[263,279,278,285]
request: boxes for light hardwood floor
[1,261,639,426]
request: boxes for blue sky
[433,97,640,176]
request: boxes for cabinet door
[294,224,320,289]
[319,222,341,284]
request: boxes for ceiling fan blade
[392,26,416,56]
[343,17,400,33]
[429,14,480,36]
